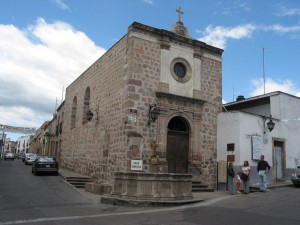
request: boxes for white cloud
[250,78,300,97]
[218,0,251,15]
[264,24,300,34]
[197,24,256,49]
[52,0,70,11]
[275,4,300,16]
[0,18,106,128]
[237,1,251,12]
[197,22,300,49]
[143,0,154,5]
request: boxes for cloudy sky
[1,0,300,140]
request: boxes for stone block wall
[59,22,223,189]
[61,35,130,183]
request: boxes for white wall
[272,118,300,168]
[217,111,240,162]
[17,135,31,153]
[217,112,273,167]
[271,94,300,120]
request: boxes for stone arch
[166,116,191,173]
[82,87,91,124]
[71,96,77,129]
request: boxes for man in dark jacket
[257,155,271,192]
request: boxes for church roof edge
[129,22,224,54]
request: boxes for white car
[4,153,15,160]
[24,153,38,165]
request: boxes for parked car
[291,166,300,187]
[24,153,38,165]
[17,152,25,160]
[4,152,15,160]
[22,153,27,162]
[32,156,59,175]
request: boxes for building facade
[17,135,31,154]
[217,92,300,186]
[58,19,223,188]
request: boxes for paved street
[1,159,299,225]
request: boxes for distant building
[17,135,31,154]
[45,102,64,160]
[5,139,17,154]
[217,91,300,186]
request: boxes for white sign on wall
[252,135,262,160]
[128,108,137,123]
[131,160,143,171]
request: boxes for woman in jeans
[227,162,236,195]
[241,160,251,194]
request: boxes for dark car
[32,156,59,175]
[17,152,25,160]
[291,166,300,187]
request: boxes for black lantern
[264,115,275,132]
[267,119,275,132]
[148,104,160,125]
[86,110,94,121]
[86,109,99,122]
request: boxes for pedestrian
[257,155,271,192]
[236,172,241,193]
[227,162,236,195]
[241,160,251,194]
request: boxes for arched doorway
[166,116,190,173]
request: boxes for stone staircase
[65,176,92,188]
[192,181,214,192]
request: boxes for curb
[100,196,204,207]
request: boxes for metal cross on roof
[176,6,184,23]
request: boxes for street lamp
[86,110,94,121]
[264,115,275,132]
[148,104,160,125]
[86,109,99,122]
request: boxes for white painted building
[17,135,31,154]
[217,91,300,186]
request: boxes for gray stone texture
[59,22,223,189]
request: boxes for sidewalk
[58,167,294,206]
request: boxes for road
[1,159,300,225]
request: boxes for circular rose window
[170,58,192,83]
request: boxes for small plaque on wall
[131,160,143,171]
[128,108,137,123]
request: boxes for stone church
[59,8,223,190]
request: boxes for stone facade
[59,22,223,189]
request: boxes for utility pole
[0,131,4,159]
[263,47,266,94]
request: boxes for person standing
[227,162,236,195]
[241,160,251,194]
[236,172,241,193]
[257,155,271,192]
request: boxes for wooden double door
[166,117,190,174]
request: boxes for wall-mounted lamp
[148,104,160,125]
[264,115,275,132]
[86,109,99,122]
[44,132,50,138]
